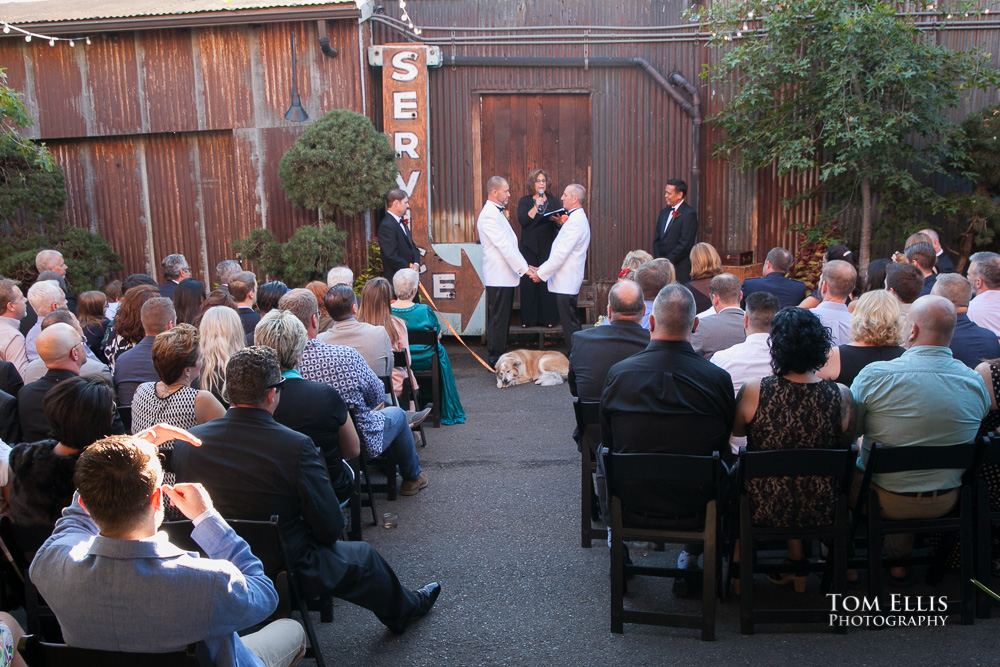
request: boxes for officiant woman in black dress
[516,168,561,327]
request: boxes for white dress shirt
[710,332,774,396]
[969,289,1000,341]
[477,202,528,288]
[536,207,591,295]
[810,301,852,347]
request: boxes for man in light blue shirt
[810,259,856,346]
[851,295,990,577]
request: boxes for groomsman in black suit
[378,189,421,284]
[652,179,699,283]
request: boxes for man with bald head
[851,295,990,576]
[809,259,857,346]
[599,284,735,595]
[18,323,87,442]
[931,273,1000,368]
[22,310,111,384]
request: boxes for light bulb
[24,35,31,42]
[69,40,74,47]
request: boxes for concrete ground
[319,340,1000,666]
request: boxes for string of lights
[1,22,91,47]
[397,0,423,36]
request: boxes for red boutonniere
[502,209,510,220]
[618,268,632,280]
[558,214,569,226]
[672,209,680,218]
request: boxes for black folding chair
[604,448,726,641]
[736,445,857,635]
[161,516,328,667]
[0,517,59,640]
[572,397,604,548]
[393,349,428,447]
[18,634,213,666]
[407,330,441,428]
[852,438,985,625]
[974,434,1000,618]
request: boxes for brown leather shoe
[400,472,429,496]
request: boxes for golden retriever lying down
[495,349,570,388]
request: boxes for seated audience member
[198,305,246,408]
[103,279,122,320]
[114,297,175,407]
[327,265,354,288]
[919,227,956,274]
[18,323,90,443]
[255,310,360,502]
[860,258,891,295]
[257,281,288,316]
[172,278,206,326]
[122,273,158,292]
[102,284,159,373]
[711,291,780,396]
[0,279,28,378]
[817,290,905,386]
[809,259,857,346]
[684,242,724,314]
[740,247,808,309]
[885,261,923,319]
[8,375,115,531]
[230,271,261,338]
[356,277,416,401]
[174,347,441,631]
[24,280,66,363]
[390,269,466,426]
[968,251,1000,341]
[932,273,1000,369]
[976,357,1000,537]
[691,273,746,358]
[320,284,393,377]
[194,289,239,327]
[799,245,857,309]
[22,310,110,384]
[35,250,74,314]
[906,242,938,297]
[77,290,109,362]
[30,433,309,666]
[130,324,226,434]
[731,307,855,593]
[634,261,674,330]
[599,284,735,594]
[279,289,430,494]
[306,281,334,334]
[158,253,191,299]
[618,249,654,281]
[851,295,990,581]
[568,279,649,521]
[214,259,242,297]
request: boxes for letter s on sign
[390,51,419,82]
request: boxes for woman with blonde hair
[198,305,246,407]
[818,290,905,386]
[684,242,724,312]
[357,277,416,399]
[619,250,654,280]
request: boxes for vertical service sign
[379,44,485,335]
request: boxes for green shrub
[232,224,348,287]
[278,110,397,216]
[352,240,383,294]
[0,226,122,293]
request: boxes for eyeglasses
[267,378,286,392]
[535,178,547,183]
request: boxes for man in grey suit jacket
[318,284,393,376]
[691,273,746,359]
[31,432,306,667]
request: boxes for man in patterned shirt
[278,289,429,496]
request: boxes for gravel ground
[316,340,1000,666]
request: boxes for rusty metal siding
[88,33,143,137]
[29,39,88,138]
[198,26,255,131]
[142,31,200,134]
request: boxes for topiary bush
[232,224,348,287]
[0,226,122,293]
[278,109,397,216]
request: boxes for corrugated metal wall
[1,18,370,284]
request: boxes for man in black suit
[569,279,650,525]
[932,273,1000,368]
[378,189,421,284]
[652,179,699,283]
[173,346,440,634]
[599,284,734,594]
[740,247,809,309]
[920,228,956,274]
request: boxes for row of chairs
[575,396,999,638]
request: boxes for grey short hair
[393,268,420,300]
[565,183,587,206]
[931,273,973,308]
[27,280,64,314]
[708,273,741,305]
[486,176,508,194]
[278,288,319,330]
[161,254,188,281]
[652,284,696,337]
[765,247,793,273]
[970,252,1000,289]
[215,260,242,286]
[254,309,308,372]
[327,265,354,288]
[35,249,63,273]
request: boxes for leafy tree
[0,67,55,172]
[232,224,348,287]
[693,1,1000,271]
[278,109,397,217]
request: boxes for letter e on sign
[433,273,456,300]
[393,92,418,119]
[390,51,419,81]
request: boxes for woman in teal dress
[390,268,466,425]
